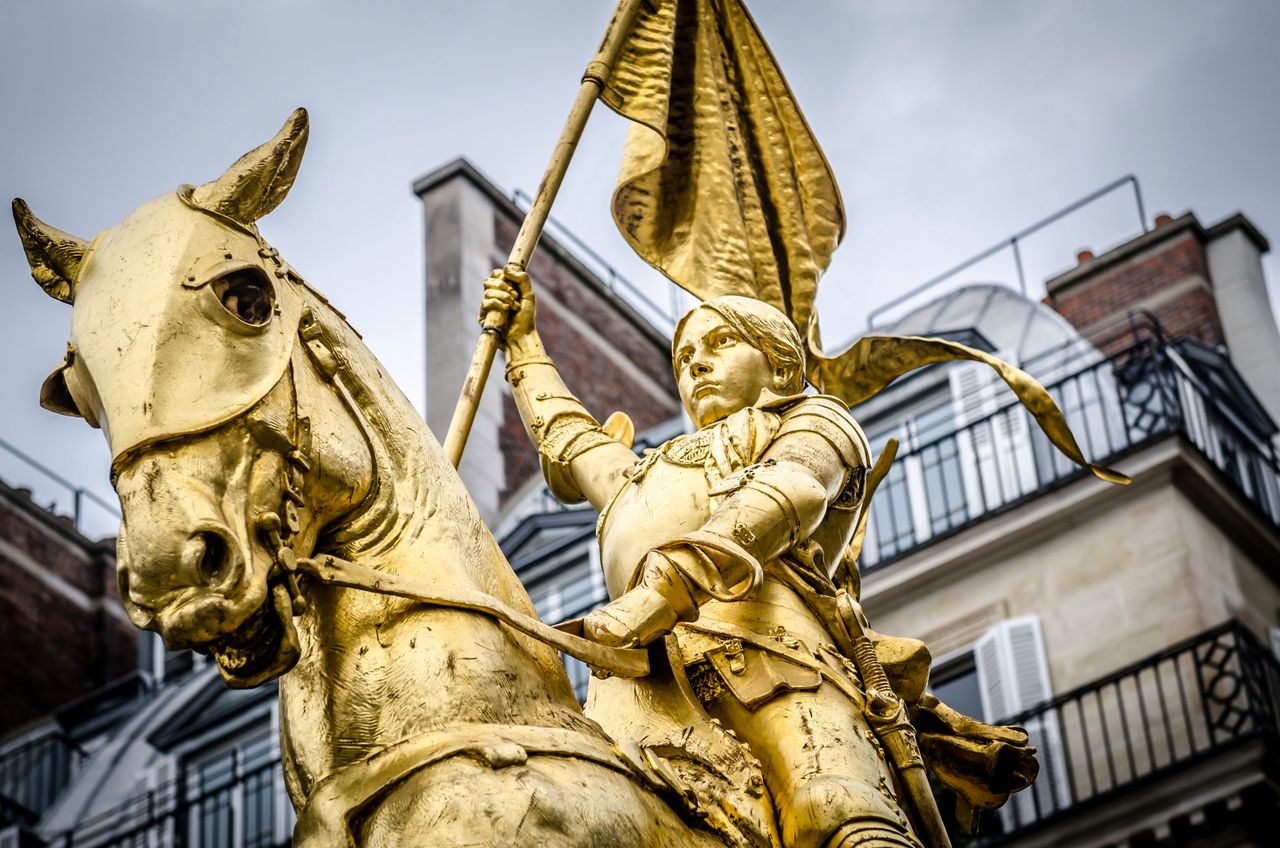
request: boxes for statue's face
[674,307,775,428]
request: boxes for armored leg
[708,681,922,848]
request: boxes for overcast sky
[3,0,1279,538]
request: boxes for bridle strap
[274,298,645,678]
[297,553,650,679]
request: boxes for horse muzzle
[119,519,301,689]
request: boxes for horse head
[12,109,360,688]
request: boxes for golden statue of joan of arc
[460,2,1129,846]
[483,272,936,848]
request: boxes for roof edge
[1046,211,1270,297]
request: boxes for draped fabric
[602,0,1128,487]
[602,0,842,339]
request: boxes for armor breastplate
[598,451,712,598]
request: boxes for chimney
[1044,213,1226,355]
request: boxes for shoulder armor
[775,395,870,468]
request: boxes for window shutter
[974,614,1050,720]
[974,616,1069,828]
[144,757,178,847]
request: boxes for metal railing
[864,175,1148,330]
[38,757,289,848]
[0,435,118,538]
[978,620,1280,841]
[859,337,1280,571]
[0,731,86,824]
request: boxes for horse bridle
[242,236,650,679]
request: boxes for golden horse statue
[13,110,1042,847]
[12,109,783,848]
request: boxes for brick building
[411,158,681,525]
[0,481,133,736]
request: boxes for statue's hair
[673,296,806,393]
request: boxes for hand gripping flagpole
[443,0,649,469]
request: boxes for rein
[296,553,650,679]
[260,290,650,680]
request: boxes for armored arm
[483,269,636,511]
[587,397,870,647]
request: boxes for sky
[2,0,1279,539]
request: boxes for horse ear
[193,107,310,225]
[40,363,83,419]
[11,199,88,304]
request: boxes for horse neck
[276,289,591,798]
[299,288,523,601]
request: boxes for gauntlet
[505,354,615,504]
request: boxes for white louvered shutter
[974,616,1068,828]
[142,756,178,847]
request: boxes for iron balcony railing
[975,620,1280,843]
[30,622,1277,847]
[0,730,86,825]
[859,337,1280,571]
[35,754,289,848]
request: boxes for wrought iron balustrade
[977,620,1280,842]
[0,731,85,824]
[37,756,288,848]
[860,339,1280,571]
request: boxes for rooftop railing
[0,435,118,539]
[976,620,1280,842]
[859,337,1280,572]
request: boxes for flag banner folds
[601,0,1128,487]
[601,0,843,339]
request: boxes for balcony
[859,335,1280,572]
[0,731,85,827]
[975,620,1280,845]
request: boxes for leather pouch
[705,639,822,710]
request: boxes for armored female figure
[482,271,1025,848]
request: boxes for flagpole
[443,0,648,468]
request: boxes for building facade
[2,164,1278,848]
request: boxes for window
[863,395,959,564]
[187,731,290,847]
[974,616,1068,827]
[928,652,983,721]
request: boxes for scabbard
[836,591,953,848]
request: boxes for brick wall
[493,214,681,505]
[1045,216,1226,354]
[0,487,134,735]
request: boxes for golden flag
[602,0,1128,486]
[601,0,842,338]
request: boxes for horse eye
[212,268,275,326]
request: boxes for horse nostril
[194,531,232,587]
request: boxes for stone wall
[864,441,1280,694]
